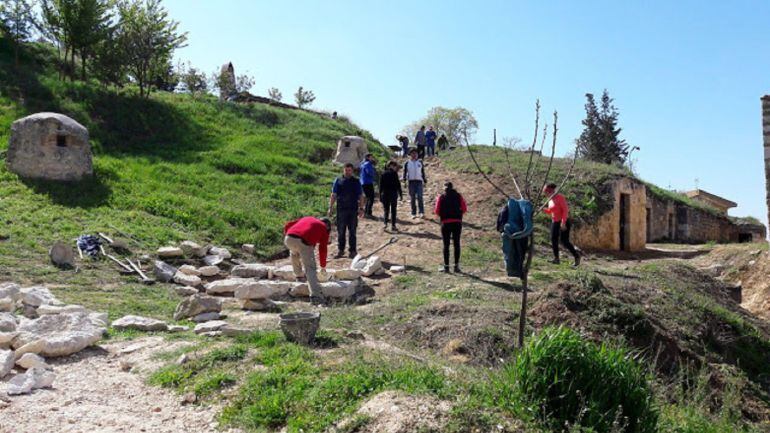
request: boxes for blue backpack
[501,199,533,278]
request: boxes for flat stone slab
[234,281,292,300]
[231,264,273,278]
[193,320,228,334]
[204,278,253,295]
[112,315,168,332]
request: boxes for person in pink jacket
[543,183,580,266]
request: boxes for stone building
[6,112,93,181]
[334,136,368,168]
[684,189,736,215]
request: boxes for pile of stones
[0,282,108,396]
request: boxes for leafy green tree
[268,87,282,102]
[177,61,207,95]
[0,0,36,66]
[92,25,127,87]
[117,0,187,97]
[294,86,315,108]
[405,106,479,146]
[576,90,630,165]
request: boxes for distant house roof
[685,189,737,209]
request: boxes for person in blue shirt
[425,126,437,157]
[414,125,426,159]
[328,163,365,258]
[397,135,410,157]
[359,154,377,218]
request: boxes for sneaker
[572,255,581,267]
[454,265,462,273]
[418,213,424,219]
[391,225,398,232]
[383,224,388,231]
[411,214,417,219]
[310,295,327,306]
[349,251,358,259]
[442,265,450,273]
[333,251,345,259]
[549,258,560,265]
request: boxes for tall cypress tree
[576,90,629,165]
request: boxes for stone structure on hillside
[762,95,770,241]
[685,189,736,215]
[334,136,368,168]
[6,112,93,181]
[219,62,236,100]
[571,177,767,251]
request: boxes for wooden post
[493,128,497,147]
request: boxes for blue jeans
[408,181,424,215]
[337,208,358,253]
[427,144,435,156]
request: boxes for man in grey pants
[283,216,332,305]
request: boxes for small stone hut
[219,62,236,100]
[334,136,368,168]
[6,112,93,181]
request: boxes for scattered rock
[234,280,291,300]
[204,278,251,295]
[0,331,18,348]
[12,312,104,357]
[289,282,310,298]
[168,325,189,333]
[241,244,255,254]
[21,304,38,319]
[157,246,184,258]
[36,304,87,315]
[49,241,75,268]
[231,263,272,278]
[191,312,221,323]
[0,283,20,301]
[178,265,200,276]
[0,349,14,378]
[197,265,220,277]
[389,265,406,273]
[0,312,17,332]
[336,269,363,280]
[6,367,56,395]
[89,312,109,327]
[176,354,189,365]
[153,260,177,283]
[112,315,168,332]
[361,256,383,277]
[193,321,228,334]
[179,241,207,257]
[20,286,61,307]
[175,286,199,297]
[240,299,280,312]
[16,353,48,370]
[203,255,224,266]
[173,272,202,287]
[173,293,222,320]
[119,359,134,372]
[320,280,360,299]
[221,325,252,337]
[208,246,231,259]
[270,265,297,281]
[0,297,14,313]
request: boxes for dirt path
[1,337,240,433]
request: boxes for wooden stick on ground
[126,258,154,284]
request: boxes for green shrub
[507,326,658,433]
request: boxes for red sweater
[544,193,569,224]
[433,193,467,224]
[284,217,329,267]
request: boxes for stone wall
[677,206,738,243]
[762,96,770,242]
[646,194,676,242]
[572,177,647,251]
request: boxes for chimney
[762,95,770,241]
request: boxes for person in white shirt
[402,149,427,218]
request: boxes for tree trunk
[518,273,527,348]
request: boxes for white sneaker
[418,213,424,219]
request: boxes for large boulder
[204,278,252,295]
[153,260,177,283]
[231,263,272,278]
[361,256,383,277]
[234,281,291,300]
[173,293,222,320]
[6,112,93,181]
[11,312,105,357]
[112,315,168,332]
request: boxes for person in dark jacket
[359,154,377,218]
[414,125,426,159]
[425,126,437,157]
[328,163,365,258]
[379,160,403,231]
[397,135,410,157]
[434,182,467,273]
[437,133,448,152]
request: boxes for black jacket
[379,169,403,200]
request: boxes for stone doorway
[619,193,631,251]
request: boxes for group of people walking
[397,126,449,159]
[282,145,580,305]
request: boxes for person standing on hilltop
[437,133,448,153]
[283,216,332,305]
[414,125,426,159]
[403,149,427,218]
[543,183,581,266]
[425,126,437,157]
[360,154,377,219]
[379,160,403,231]
[434,182,467,273]
[329,163,365,258]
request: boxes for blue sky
[165,0,770,225]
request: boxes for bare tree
[465,100,577,348]
[268,87,282,102]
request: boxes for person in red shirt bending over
[434,182,467,273]
[283,216,332,305]
[543,183,581,266]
